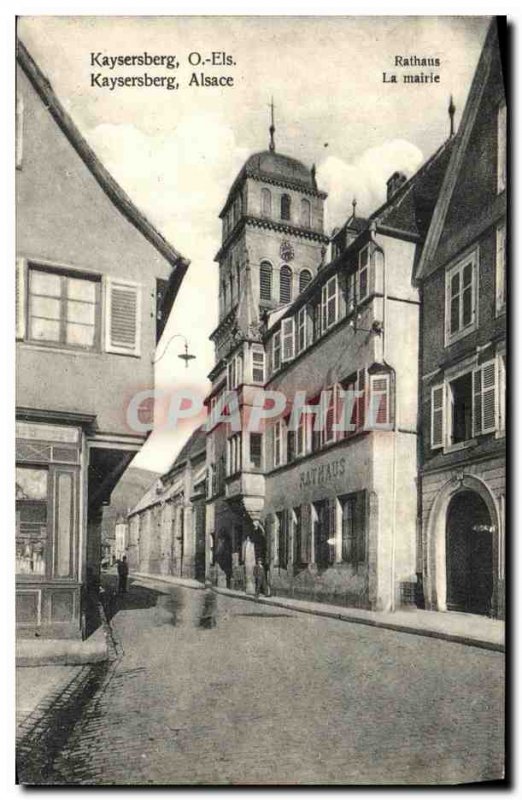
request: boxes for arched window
[260,261,272,301]
[299,269,313,293]
[301,198,311,228]
[281,194,291,221]
[261,188,272,217]
[280,265,292,304]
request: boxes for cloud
[318,139,424,231]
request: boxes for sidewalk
[132,572,505,652]
[16,623,108,667]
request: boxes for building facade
[415,22,507,619]
[15,41,188,638]
[127,427,207,581]
[205,126,452,610]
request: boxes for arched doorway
[446,491,493,615]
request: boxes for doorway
[446,491,493,615]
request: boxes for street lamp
[152,333,196,367]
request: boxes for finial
[448,95,456,138]
[352,197,357,218]
[269,97,276,152]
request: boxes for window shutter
[16,257,26,340]
[281,317,295,362]
[431,384,445,449]
[482,361,497,433]
[496,224,506,312]
[105,278,141,356]
[370,375,390,426]
[357,369,366,430]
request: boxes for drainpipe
[369,222,398,612]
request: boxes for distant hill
[101,466,160,543]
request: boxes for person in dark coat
[254,558,268,598]
[117,556,129,593]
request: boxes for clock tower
[205,119,329,587]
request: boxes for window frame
[296,305,308,354]
[26,263,102,352]
[321,275,338,333]
[272,330,281,373]
[260,261,273,302]
[444,249,479,346]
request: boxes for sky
[18,15,490,473]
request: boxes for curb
[126,573,504,654]
[211,587,505,653]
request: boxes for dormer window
[281,194,291,221]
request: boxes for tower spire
[448,94,456,138]
[269,97,276,152]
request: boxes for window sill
[445,324,478,348]
[443,439,478,454]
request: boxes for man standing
[117,555,129,593]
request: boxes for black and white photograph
[13,12,506,787]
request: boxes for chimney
[386,171,407,202]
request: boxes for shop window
[340,492,366,565]
[27,266,100,350]
[280,266,292,304]
[261,187,272,217]
[260,261,272,301]
[250,433,263,469]
[299,269,312,294]
[445,252,478,344]
[16,467,48,576]
[281,194,291,221]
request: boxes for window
[28,267,100,350]
[16,467,48,576]
[273,420,282,467]
[226,353,243,389]
[287,425,296,463]
[340,493,366,565]
[368,374,391,427]
[249,433,263,469]
[299,269,312,294]
[272,331,281,373]
[341,370,366,436]
[277,511,289,569]
[314,500,335,569]
[297,306,308,354]
[281,317,295,362]
[281,194,291,221]
[323,386,339,445]
[301,198,311,228]
[105,277,141,356]
[321,275,338,332]
[261,188,272,217]
[449,372,473,445]
[227,433,242,475]
[260,261,272,301]
[431,384,445,449]
[296,410,311,457]
[446,252,478,343]
[345,272,356,316]
[496,223,506,313]
[358,245,370,302]
[497,102,507,194]
[252,347,265,384]
[280,266,292,304]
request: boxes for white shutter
[472,369,482,437]
[105,278,141,356]
[496,224,506,312]
[431,384,445,449]
[16,257,26,340]
[281,317,295,362]
[370,374,390,426]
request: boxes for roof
[17,39,190,302]
[220,149,326,217]
[414,20,498,282]
[165,426,207,474]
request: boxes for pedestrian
[243,535,256,595]
[117,555,129,593]
[254,559,268,598]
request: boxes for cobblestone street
[18,576,504,785]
